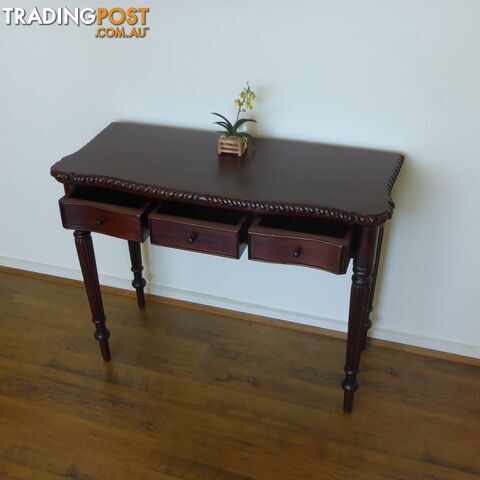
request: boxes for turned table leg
[74,230,111,361]
[342,226,379,412]
[361,224,384,350]
[128,240,146,309]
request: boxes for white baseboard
[1,256,479,359]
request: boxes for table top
[51,122,403,225]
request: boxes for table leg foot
[94,325,111,361]
[128,241,146,309]
[342,379,358,413]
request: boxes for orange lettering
[127,7,137,25]
[109,7,125,25]
[137,8,149,25]
[97,7,108,25]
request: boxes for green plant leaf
[213,120,234,135]
[213,121,231,130]
[220,126,235,135]
[211,112,233,129]
[233,118,257,130]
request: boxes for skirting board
[1,255,479,361]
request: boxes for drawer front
[248,219,352,274]
[149,217,242,258]
[60,200,148,242]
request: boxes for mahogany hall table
[51,122,403,412]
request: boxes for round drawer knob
[293,247,301,258]
[187,233,197,244]
[95,218,105,226]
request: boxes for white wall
[1,0,479,358]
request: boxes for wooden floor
[0,270,479,480]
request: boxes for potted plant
[212,82,256,157]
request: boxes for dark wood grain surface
[248,216,352,274]
[1,268,479,480]
[59,190,152,243]
[149,204,249,260]
[51,122,404,225]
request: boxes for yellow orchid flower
[212,83,256,140]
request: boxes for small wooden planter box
[218,136,247,157]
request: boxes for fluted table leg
[128,241,146,309]
[361,224,384,350]
[74,230,111,361]
[342,226,379,412]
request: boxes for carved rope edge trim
[51,155,403,226]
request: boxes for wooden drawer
[149,202,250,259]
[59,187,153,242]
[248,216,352,274]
